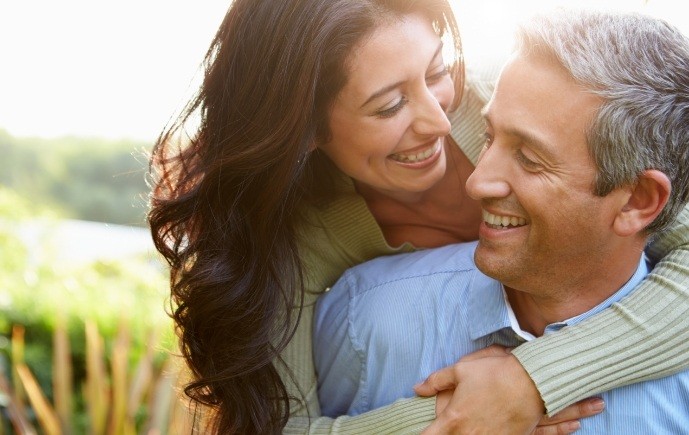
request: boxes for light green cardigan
[281,66,689,434]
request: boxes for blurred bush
[0,129,150,226]
[0,187,190,433]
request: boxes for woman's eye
[426,66,449,84]
[376,96,408,119]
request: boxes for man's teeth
[390,141,439,163]
[483,210,526,228]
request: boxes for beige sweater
[281,66,689,434]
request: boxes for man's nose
[465,143,512,201]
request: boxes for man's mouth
[389,139,441,163]
[483,210,527,229]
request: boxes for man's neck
[506,252,646,337]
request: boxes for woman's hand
[414,346,605,434]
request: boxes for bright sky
[1,0,687,142]
[0,0,228,141]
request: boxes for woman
[148,0,689,433]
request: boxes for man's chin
[474,245,519,282]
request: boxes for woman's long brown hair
[148,0,463,432]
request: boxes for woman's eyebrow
[430,42,444,64]
[360,42,444,109]
[360,81,405,109]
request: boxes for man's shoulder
[335,241,479,296]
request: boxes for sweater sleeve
[512,203,689,414]
[283,398,436,435]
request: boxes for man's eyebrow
[482,108,553,158]
[360,42,444,109]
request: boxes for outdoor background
[1,1,687,433]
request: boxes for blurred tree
[0,129,151,226]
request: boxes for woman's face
[317,13,455,201]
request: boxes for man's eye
[482,132,493,147]
[516,149,540,169]
[376,96,408,119]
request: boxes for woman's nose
[411,89,452,137]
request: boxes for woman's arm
[284,398,436,435]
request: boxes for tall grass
[3,324,192,434]
[0,187,191,433]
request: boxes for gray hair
[516,10,689,233]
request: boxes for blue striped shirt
[313,241,689,433]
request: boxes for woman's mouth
[389,139,442,164]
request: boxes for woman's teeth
[390,141,439,163]
[483,210,526,228]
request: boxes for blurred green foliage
[0,186,176,432]
[0,128,151,226]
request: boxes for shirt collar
[467,254,650,341]
[467,272,512,340]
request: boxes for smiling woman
[147,0,476,432]
[316,10,483,249]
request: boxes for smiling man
[467,44,656,334]
[313,10,689,433]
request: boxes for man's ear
[613,169,671,237]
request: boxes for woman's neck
[355,138,482,248]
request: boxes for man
[314,10,689,433]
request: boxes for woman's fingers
[458,344,512,362]
[537,397,605,425]
[420,354,545,434]
[414,366,459,396]
[533,420,581,435]
[414,345,513,396]
[417,352,604,434]
[533,398,605,435]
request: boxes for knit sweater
[281,65,689,434]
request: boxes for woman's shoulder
[296,185,404,294]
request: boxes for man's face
[465,54,629,296]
